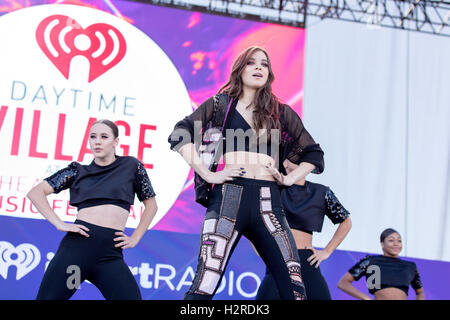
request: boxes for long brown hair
[219,46,281,139]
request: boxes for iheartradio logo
[0,4,192,231]
[36,15,127,83]
[0,241,41,280]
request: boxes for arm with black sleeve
[167,96,242,184]
[268,104,325,186]
[26,162,90,237]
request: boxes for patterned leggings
[184,177,306,300]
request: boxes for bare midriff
[77,204,129,231]
[374,287,407,300]
[223,151,277,181]
[291,229,313,250]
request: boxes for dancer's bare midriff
[374,287,407,300]
[77,205,129,231]
[223,151,277,181]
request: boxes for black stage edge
[0,300,444,318]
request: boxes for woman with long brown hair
[168,46,324,300]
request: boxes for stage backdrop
[0,1,448,300]
[0,0,305,299]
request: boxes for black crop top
[348,255,423,295]
[223,105,276,159]
[44,156,156,211]
[280,181,350,233]
[168,94,324,175]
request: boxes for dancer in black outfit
[27,119,157,300]
[256,159,352,300]
[338,228,425,300]
[168,46,324,300]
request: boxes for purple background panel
[1,215,448,299]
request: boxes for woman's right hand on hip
[56,222,90,237]
[204,168,246,184]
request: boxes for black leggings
[256,249,331,300]
[36,220,141,300]
[185,177,307,300]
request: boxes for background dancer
[337,228,425,300]
[28,119,157,300]
[256,159,352,300]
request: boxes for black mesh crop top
[280,181,350,234]
[348,255,423,295]
[223,103,277,159]
[168,94,325,175]
[44,156,156,211]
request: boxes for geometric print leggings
[184,177,307,300]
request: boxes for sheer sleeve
[168,96,215,152]
[348,255,371,281]
[134,161,156,202]
[411,264,423,290]
[282,104,324,174]
[44,162,79,194]
[325,187,350,224]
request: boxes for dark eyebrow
[248,58,269,63]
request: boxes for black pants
[36,220,141,300]
[185,177,307,300]
[256,249,331,300]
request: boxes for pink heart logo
[36,15,127,83]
